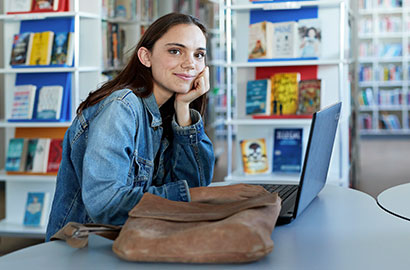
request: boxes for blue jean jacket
[46,89,214,241]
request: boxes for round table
[377,182,410,221]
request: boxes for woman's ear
[138,47,151,68]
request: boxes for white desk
[377,182,410,221]
[1,185,410,269]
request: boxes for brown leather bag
[52,191,281,263]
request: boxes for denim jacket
[46,89,214,241]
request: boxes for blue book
[272,128,303,173]
[23,192,50,227]
[246,79,271,115]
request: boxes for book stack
[5,137,63,174]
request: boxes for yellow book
[271,72,300,115]
[28,31,54,65]
[240,138,269,175]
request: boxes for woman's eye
[169,49,181,55]
[195,52,206,59]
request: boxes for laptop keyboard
[257,184,298,201]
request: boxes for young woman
[46,13,266,241]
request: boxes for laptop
[255,102,341,225]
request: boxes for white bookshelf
[221,0,353,187]
[357,0,410,135]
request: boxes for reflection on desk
[377,182,410,221]
[1,185,410,270]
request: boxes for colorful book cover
[23,192,50,227]
[50,32,70,65]
[10,32,32,65]
[246,79,271,115]
[240,138,269,174]
[36,85,64,119]
[298,19,321,58]
[271,72,300,115]
[248,21,273,59]
[31,138,51,173]
[9,84,37,120]
[272,128,303,173]
[25,139,39,172]
[271,21,298,58]
[46,138,63,173]
[5,138,28,172]
[297,79,321,115]
[28,31,55,66]
[31,0,58,11]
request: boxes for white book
[8,0,32,13]
[271,21,298,58]
[36,85,64,120]
[31,138,51,173]
[298,19,322,58]
[9,84,37,120]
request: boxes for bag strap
[50,222,121,248]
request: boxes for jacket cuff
[172,109,206,144]
[164,180,191,202]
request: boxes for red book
[46,138,63,173]
[7,0,69,14]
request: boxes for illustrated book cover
[46,138,63,173]
[240,138,269,174]
[271,21,298,58]
[298,18,321,58]
[36,85,64,119]
[31,0,59,11]
[10,32,33,65]
[31,138,51,173]
[248,21,273,59]
[27,31,55,66]
[25,138,39,172]
[5,138,28,172]
[9,84,37,120]
[23,192,50,227]
[271,72,300,115]
[50,32,74,66]
[297,79,321,115]
[246,79,272,115]
[272,128,303,173]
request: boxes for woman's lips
[174,73,195,81]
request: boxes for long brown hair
[76,13,208,116]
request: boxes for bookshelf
[357,0,410,135]
[221,0,354,187]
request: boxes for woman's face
[146,24,207,96]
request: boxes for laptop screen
[294,102,341,218]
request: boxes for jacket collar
[142,93,162,128]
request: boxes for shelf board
[358,81,404,87]
[0,66,100,73]
[226,119,311,126]
[229,59,348,67]
[360,129,410,135]
[359,57,403,63]
[0,171,57,183]
[0,220,46,238]
[226,0,342,11]
[0,11,100,21]
[0,120,71,128]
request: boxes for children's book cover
[271,72,300,115]
[272,128,303,173]
[23,192,50,227]
[298,19,321,58]
[246,79,271,115]
[297,79,321,115]
[10,32,33,65]
[5,138,28,172]
[240,138,269,174]
[271,21,298,58]
[248,21,273,59]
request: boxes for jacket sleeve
[170,109,215,188]
[82,98,192,225]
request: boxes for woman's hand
[174,66,209,126]
[190,184,270,204]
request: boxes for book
[240,138,269,174]
[31,0,59,11]
[248,21,273,59]
[271,21,298,58]
[9,84,37,120]
[246,79,271,115]
[50,32,74,66]
[115,0,136,20]
[272,128,303,173]
[5,138,28,172]
[10,32,33,65]
[23,192,50,227]
[46,138,63,173]
[297,79,321,115]
[27,31,55,66]
[25,138,39,172]
[298,19,321,58]
[271,72,300,115]
[7,0,32,13]
[36,85,64,120]
[31,138,51,173]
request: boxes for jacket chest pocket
[134,155,153,186]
